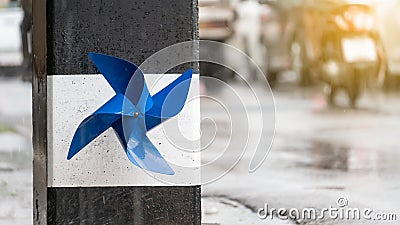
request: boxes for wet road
[1,76,400,224]
[0,78,32,224]
[202,80,400,224]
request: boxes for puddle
[307,186,345,190]
[290,138,389,174]
[292,141,350,172]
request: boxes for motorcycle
[319,3,384,107]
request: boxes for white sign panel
[47,74,200,187]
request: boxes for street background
[1,0,400,224]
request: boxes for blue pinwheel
[67,52,193,175]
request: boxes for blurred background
[1,0,400,224]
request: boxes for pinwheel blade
[96,93,138,116]
[134,81,153,114]
[68,114,121,160]
[89,52,146,104]
[145,69,193,131]
[126,135,175,175]
[68,94,136,160]
[125,120,174,175]
[111,116,137,151]
[146,69,192,118]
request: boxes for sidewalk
[0,77,32,224]
[202,197,293,225]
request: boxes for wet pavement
[1,76,400,224]
[202,80,400,224]
[0,77,32,224]
[202,197,291,225]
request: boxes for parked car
[199,0,236,42]
[199,0,237,83]
[258,0,291,86]
[0,0,24,76]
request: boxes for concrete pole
[33,0,200,224]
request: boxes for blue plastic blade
[67,94,136,160]
[146,69,192,118]
[125,118,175,175]
[88,52,144,104]
[68,114,121,160]
[144,114,162,131]
[111,117,131,152]
[134,80,153,114]
[112,114,141,151]
[96,93,138,116]
[124,69,153,114]
[144,69,192,131]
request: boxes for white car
[0,4,23,67]
[199,0,236,42]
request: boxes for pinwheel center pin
[67,52,193,175]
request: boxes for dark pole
[33,0,200,224]
[32,0,47,223]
